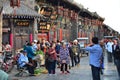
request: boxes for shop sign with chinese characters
[15,20,29,27]
[38,21,51,33]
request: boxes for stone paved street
[9,53,119,80]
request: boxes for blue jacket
[25,46,35,59]
[85,44,102,67]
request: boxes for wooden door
[14,27,30,51]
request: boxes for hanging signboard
[50,9,58,20]
[39,21,47,30]
[2,28,10,32]
[38,21,51,33]
[15,20,29,27]
[40,6,53,17]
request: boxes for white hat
[73,39,78,42]
[34,40,37,43]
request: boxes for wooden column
[0,11,2,51]
[10,33,13,47]
[59,28,62,41]
[33,18,37,40]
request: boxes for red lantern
[10,0,20,8]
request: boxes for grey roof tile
[3,1,43,17]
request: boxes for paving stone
[9,53,119,80]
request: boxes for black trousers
[91,65,101,80]
[24,64,34,74]
[47,60,56,74]
[28,57,37,74]
[115,59,120,78]
[61,63,68,72]
[71,56,75,67]
[107,51,113,62]
[74,54,80,65]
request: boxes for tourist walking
[68,41,75,67]
[71,40,81,66]
[112,39,120,79]
[106,39,114,62]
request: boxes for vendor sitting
[18,50,35,76]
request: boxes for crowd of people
[0,37,120,80]
[105,38,120,79]
[16,38,82,76]
[84,37,120,80]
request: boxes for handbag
[62,60,66,63]
[75,53,78,55]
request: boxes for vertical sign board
[40,6,53,17]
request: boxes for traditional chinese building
[2,1,42,51]
[35,0,83,42]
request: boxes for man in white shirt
[106,39,114,62]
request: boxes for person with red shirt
[46,43,57,75]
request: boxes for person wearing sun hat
[71,39,81,66]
